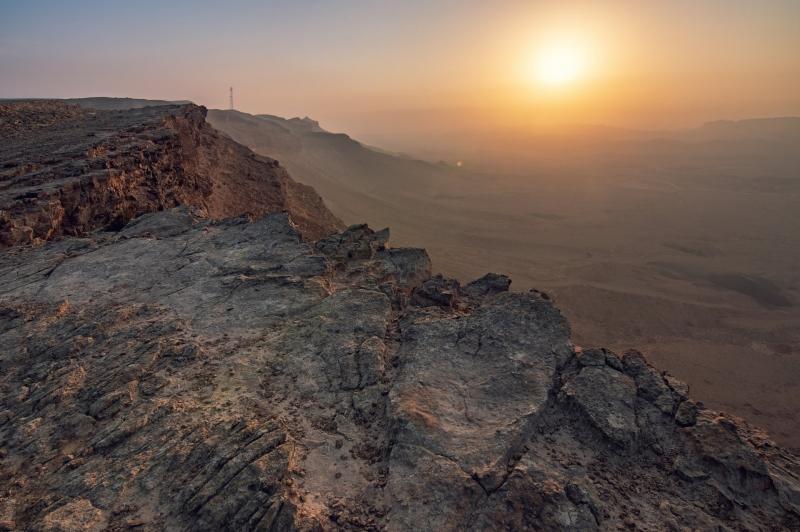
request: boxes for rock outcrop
[0,210,798,530]
[0,102,798,530]
[0,101,343,247]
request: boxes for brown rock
[0,101,343,247]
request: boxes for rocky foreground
[0,101,342,247]
[0,207,797,530]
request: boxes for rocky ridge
[0,208,798,530]
[0,100,343,247]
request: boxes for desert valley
[208,106,800,450]
[2,1,799,530]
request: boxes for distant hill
[516,117,800,144]
[684,117,800,144]
[207,108,468,227]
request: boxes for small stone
[565,482,590,504]
[577,348,607,367]
[651,443,664,455]
[675,401,699,427]
[674,458,709,482]
[410,275,460,308]
[16,386,29,402]
[664,374,689,399]
[563,366,638,447]
[654,393,676,415]
[605,352,624,371]
[462,273,511,298]
[622,350,649,376]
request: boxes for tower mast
[229,86,234,110]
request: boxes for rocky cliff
[0,101,343,246]
[0,209,798,530]
[0,103,798,531]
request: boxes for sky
[2,0,799,146]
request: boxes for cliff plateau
[0,101,798,531]
[0,101,342,247]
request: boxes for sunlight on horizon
[1,2,798,135]
[533,41,588,88]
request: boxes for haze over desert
[1,1,799,530]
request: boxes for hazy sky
[2,0,799,143]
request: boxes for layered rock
[0,101,343,247]
[0,210,798,530]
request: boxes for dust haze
[209,109,800,449]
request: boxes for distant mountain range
[514,117,800,143]
[684,117,800,143]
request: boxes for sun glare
[533,42,587,88]
[518,34,592,91]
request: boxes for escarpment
[0,103,798,530]
[0,100,343,247]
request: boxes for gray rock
[676,400,700,427]
[605,350,625,371]
[410,274,460,307]
[462,273,511,298]
[674,457,710,482]
[375,247,431,287]
[654,392,677,415]
[0,210,798,530]
[563,366,639,448]
[315,223,388,260]
[622,349,676,417]
[665,374,690,399]
[118,206,200,239]
[576,348,608,367]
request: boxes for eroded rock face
[0,101,343,247]
[563,365,638,448]
[0,208,798,531]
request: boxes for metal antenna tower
[229,86,234,110]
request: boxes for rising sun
[533,42,587,87]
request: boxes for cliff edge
[0,101,343,246]
[0,102,798,530]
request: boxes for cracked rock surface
[0,209,798,530]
